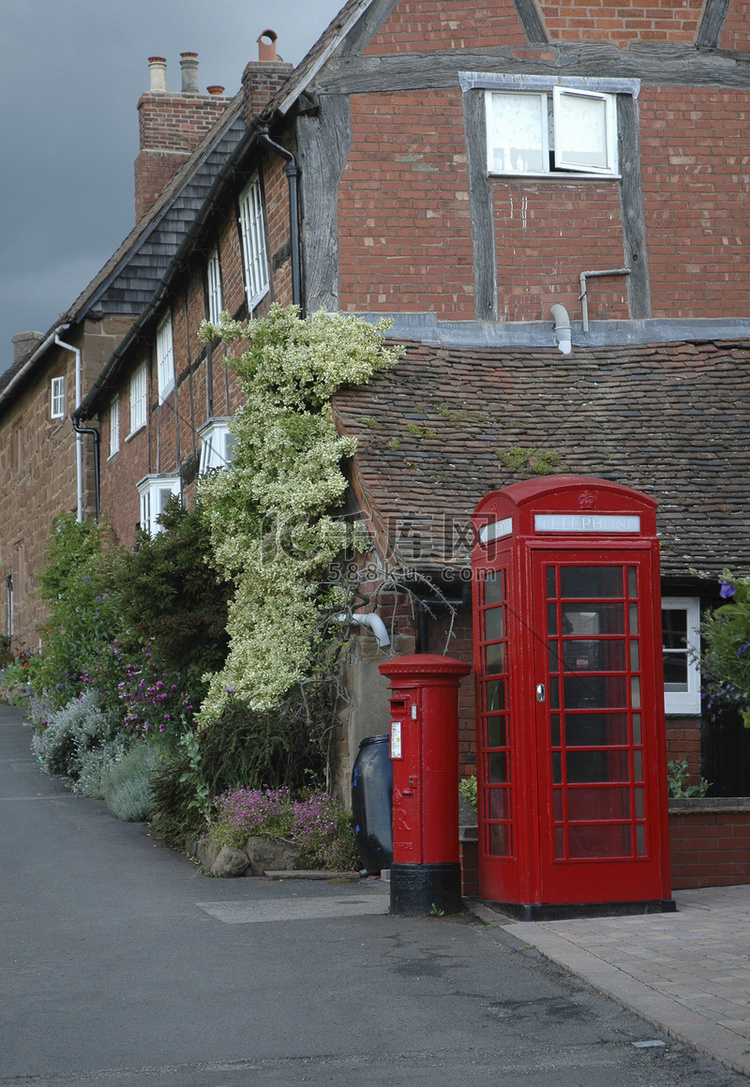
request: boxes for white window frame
[137,474,181,537]
[156,312,175,404]
[207,246,224,325]
[485,86,618,178]
[109,395,120,458]
[238,175,269,311]
[198,418,236,474]
[662,597,701,715]
[50,376,66,420]
[129,364,147,435]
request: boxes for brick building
[7,1,750,820]
[0,53,239,650]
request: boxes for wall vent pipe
[550,304,572,355]
[579,267,631,333]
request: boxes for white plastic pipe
[55,335,83,522]
[550,304,572,355]
[337,612,391,648]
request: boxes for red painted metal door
[532,551,665,903]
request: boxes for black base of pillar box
[389,862,463,915]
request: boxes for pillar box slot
[379,654,471,915]
[471,476,674,921]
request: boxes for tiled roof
[332,338,750,579]
[62,94,246,321]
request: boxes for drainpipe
[54,335,84,522]
[256,126,302,312]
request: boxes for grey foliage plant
[100,740,166,822]
[31,687,125,796]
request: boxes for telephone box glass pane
[488,789,509,819]
[485,678,505,711]
[485,642,505,674]
[567,787,630,820]
[484,570,504,605]
[488,823,511,856]
[488,752,507,783]
[569,824,630,859]
[567,749,629,782]
[564,675,627,708]
[560,567,622,598]
[487,717,506,747]
[565,713,629,746]
[485,607,504,641]
[563,603,624,634]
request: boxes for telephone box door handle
[536,683,546,703]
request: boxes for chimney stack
[242,30,293,124]
[12,332,43,367]
[134,53,230,223]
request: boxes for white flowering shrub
[197,305,401,724]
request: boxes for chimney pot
[206,85,225,96]
[257,30,278,62]
[148,56,168,94]
[180,51,200,94]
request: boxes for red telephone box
[379,654,472,914]
[471,477,673,920]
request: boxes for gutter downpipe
[256,126,302,312]
[54,334,85,522]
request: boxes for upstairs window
[50,376,66,420]
[238,175,269,311]
[137,474,181,537]
[486,87,618,177]
[207,247,224,325]
[109,395,120,458]
[198,418,236,474]
[129,363,147,435]
[662,598,701,715]
[156,312,175,403]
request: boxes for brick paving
[476,885,750,1078]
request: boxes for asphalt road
[1,703,747,1087]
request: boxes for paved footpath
[2,700,749,1086]
[482,883,750,1078]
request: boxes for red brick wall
[362,0,527,54]
[538,0,704,45]
[669,805,750,889]
[665,714,702,783]
[135,93,229,222]
[339,91,474,317]
[492,181,626,322]
[640,86,750,318]
[721,1,750,50]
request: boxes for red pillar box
[379,654,472,915]
[472,476,674,920]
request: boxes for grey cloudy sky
[0,0,344,375]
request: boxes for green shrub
[667,757,711,799]
[100,741,165,822]
[150,751,211,848]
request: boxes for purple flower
[719,579,736,599]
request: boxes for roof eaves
[264,0,376,119]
